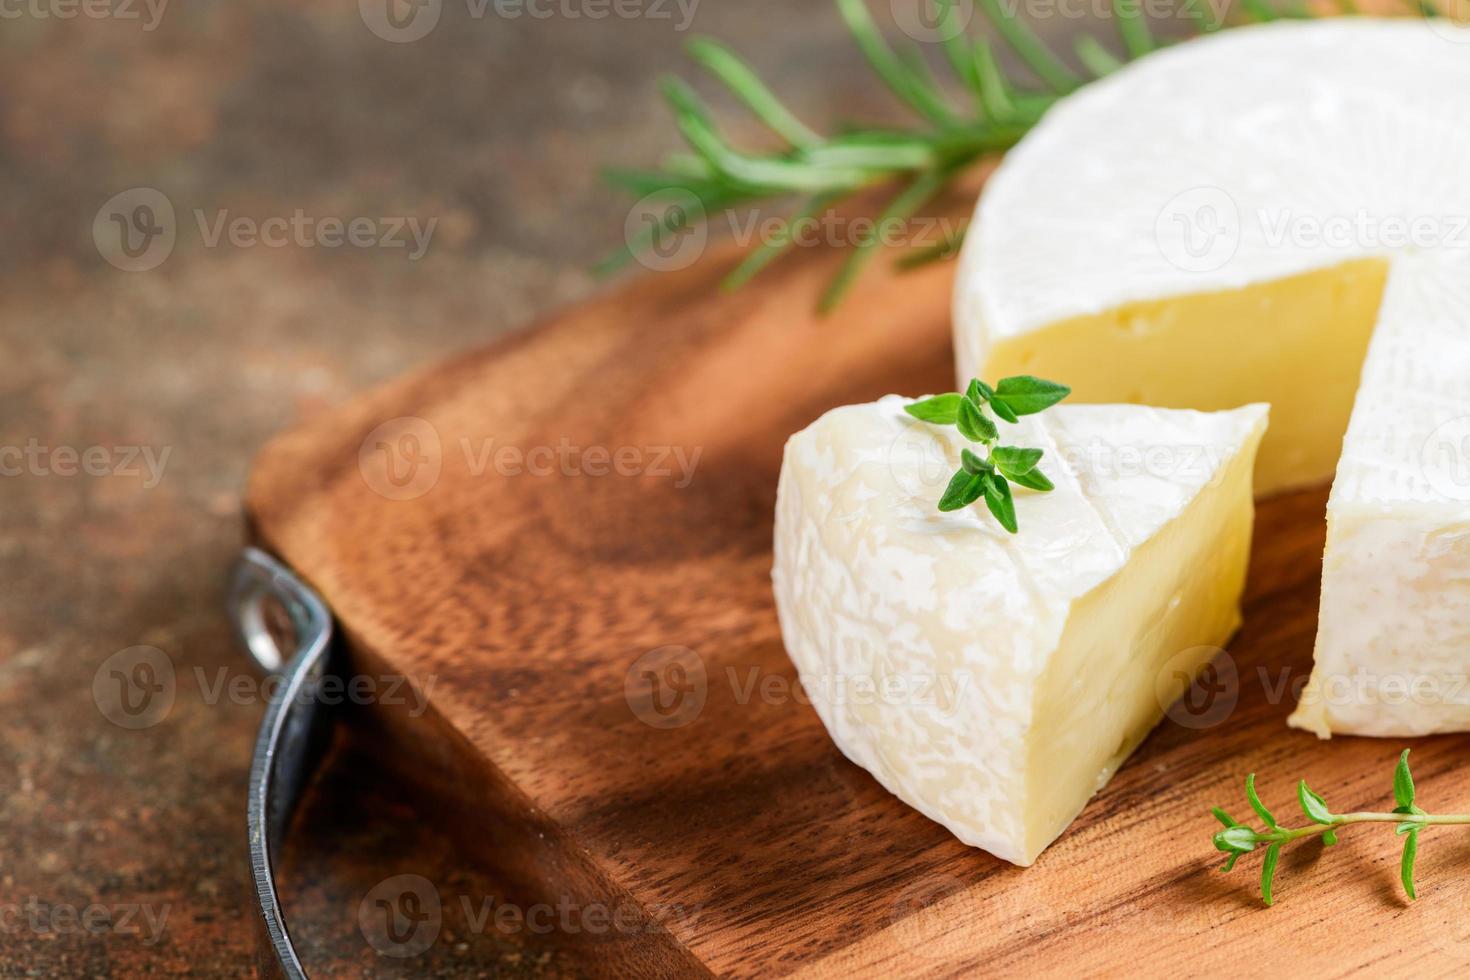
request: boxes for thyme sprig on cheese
[1212,750,1470,906]
[905,376,1070,532]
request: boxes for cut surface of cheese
[953,19,1470,737]
[771,397,1268,864]
[971,258,1387,495]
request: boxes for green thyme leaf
[960,448,992,475]
[987,396,1019,423]
[1220,852,1242,873]
[1215,826,1258,854]
[1297,781,1332,824]
[956,397,998,443]
[1246,773,1277,830]
[982,473,1018,533]
[1402,829,1419,900]
[904,393,964,424]
[1006,467,1055,492]
[1395,749,1416,809]
[937,469,987,512]
[1212,807,1239,829]
[1322,829,1338,846]
[991,446,1043,476]
[1261,844,1282,907]
[994,376,1072,415]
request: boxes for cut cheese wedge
[953,19,1470,738]
[771,398,1268,864]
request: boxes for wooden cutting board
[246,177,1470,977]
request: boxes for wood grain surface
[246,180,1470,977]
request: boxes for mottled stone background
[0,0,1150,974]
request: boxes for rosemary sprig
[604,0,1343,308]
[894,218,968,270]
[601,0,1169,305]
[1212,750,1470,905]
[904,376,1070,532]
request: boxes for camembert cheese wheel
[954,19,1470,737]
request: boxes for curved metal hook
[229,547,336,980]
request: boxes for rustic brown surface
[0,1,900,975]
[246,170,1470,976]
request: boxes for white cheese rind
[1295,505,1470,736]
[771,398,1267,863]
[956,19,1470,352]
[952,19,1470,737]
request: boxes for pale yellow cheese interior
[1023,417,1262,861]
[982,258,1388,495]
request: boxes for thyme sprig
[1212,750,1470,905]
[604,0,1349,309]
[905,376,1070,532]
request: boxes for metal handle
[229,547,337,980]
